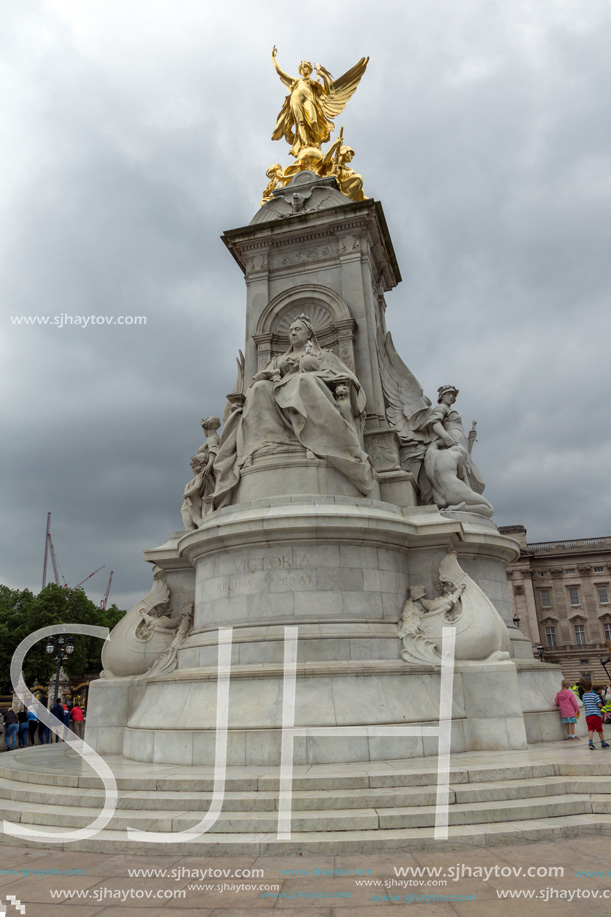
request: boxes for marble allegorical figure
[378,338,493,518]
[180,416,221,529]
[181,454,206,530]
[212,316,374,507]
[137,608,183,639]
[144,603,194,678]
[415,386,493,518]
[398,580,465,665]
[399,553,510,665]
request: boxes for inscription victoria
[233,553,310,573]
[212,554,337,595]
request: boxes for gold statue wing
[321,57,369,120]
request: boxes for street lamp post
[45,636,74,705]
[536,643,545,662]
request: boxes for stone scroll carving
[100,567,176,679]
[399,553,510,665]
[143,603,194,678]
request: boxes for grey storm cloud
[1,0,610,609]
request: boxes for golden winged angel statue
[271,46,369,159]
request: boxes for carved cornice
[252,332,278,346]
[333,318,358,338]
[222,201,401,292]
[567,611,587,622]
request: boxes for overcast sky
[2,0,610,610]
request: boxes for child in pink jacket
[555,678,581,739]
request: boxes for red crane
[101,571,114,610]
[75,566,105,589]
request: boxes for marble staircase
[0,744,610,855]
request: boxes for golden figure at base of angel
[329,142,366,202]
[262,47,369,206]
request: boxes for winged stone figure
[378,331,491,514]
[377,329,432,476]
[271,47,368,158]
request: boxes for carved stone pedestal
[236,449,380,503]
[86,498,549,765]
[87,171,565,773]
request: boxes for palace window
[569,588,580,606]
[545,626,557,647]
[574,624,586,645]
[540,590,551,607]
[566,569,576,575]
[603,623,611,642]
[594,567,604,573]
[598,586,609,604]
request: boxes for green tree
[0,583,125,693]
[0,585,34,693]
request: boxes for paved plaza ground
[0,834,609,916]
[0,739,609,915]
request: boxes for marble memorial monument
[88,49,563,768]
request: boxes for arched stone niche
[253,285,357,374]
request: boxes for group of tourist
[555,678,611,748]
[1,702,85,751]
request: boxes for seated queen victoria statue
[212,316,375,507]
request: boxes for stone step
[377,794,591,829]
[592,795,611,814]
[1,746,609,855]
[0,774,589,812]
[0,779,279,812]
[0,791,592,834]
[0,756,565,793]
[1,812,610,856]
[5,750,607,793]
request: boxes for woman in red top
[70,704,85,740]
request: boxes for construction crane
[42,512,67,588]
[42,513,51,589]
[100,571,114,610]
[42,514,106,594]
[75,566,105,589]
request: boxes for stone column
[243,248,269,382]
[333,317,357,371]
[252,332,278,372]
[521,569,540,645]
